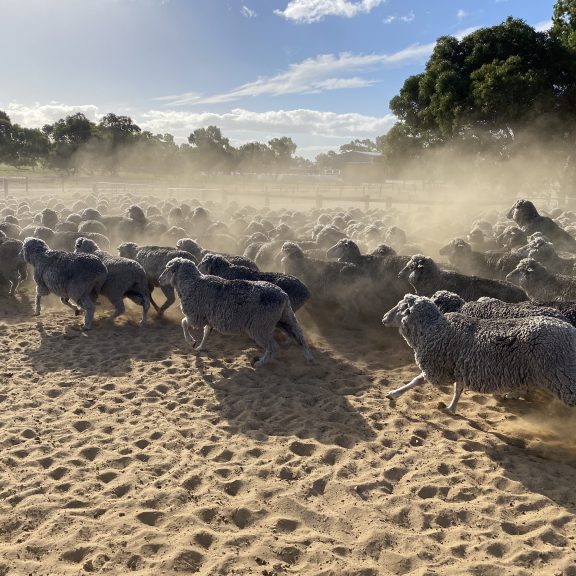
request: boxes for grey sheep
[21,237,107,330]
[158,257,314,367]
[438,238,522,280]
[280,241,365,316]
[382,294,576,413]
[521,237,576,275]
[176,238,258,270]
[326,238,414,308]
[117,242,197,315]
[198,253,310,312]
[0,232,27,296]
[506,258,576,301]
[430,290,572,324]
[507,199,576,252]
[75,237,150,324]
[399,254,527,303]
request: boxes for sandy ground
[0,293,576,576]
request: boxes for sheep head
[326,238,358,260]
[507,199,539,226]
[176,238,202,259]
[75,237,99,254]
[398,254,436,285]
[280,242,304,259]
[159,257,200,287]
[21,237,49,264]
[117,242,139,259]
[505,258,547,287]
[430,290,465,314]
[439,239,470,258]
[198,254,231,276]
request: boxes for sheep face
[382,294,422,328]
[507,199,539,225]
[127,205,146,223]
[280,242,303,259]
[326,239,355,260]
[398,255,433,284]
[505,258,545,288]
[74,237,98,254]
[438,239,470,258]
[21,237,49,264]
[159,257,200,287]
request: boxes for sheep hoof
[81,326,92,332]
[33,312,40,317]
[74,309,83,317]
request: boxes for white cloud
[454,26,479,40]
[139,108,396,140]
[241,5,257,18]
[158,45,434,106]
[457,9,467,20]
[275,0,386,24]
[383,11,415,24]
[534,19,552,32]
[4,102,102,127]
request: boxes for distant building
[331,151,386,182]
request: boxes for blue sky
[1,0,555,158]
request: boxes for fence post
[25,177,29,194]
[315,192,323,209]
[363,194,370,211]
[2,178,7,199]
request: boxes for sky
[1,0,556,159]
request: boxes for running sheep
[198,253,310,313]
[382,294,576,413]
[75,237,150,324]
[506,258,576,301]
[21,237,107,330]
[158,257,314,367]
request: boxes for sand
[0,294,575,576]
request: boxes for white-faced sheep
[399,254,527,302]
[158,257,313,367]
[506,258,576,301]
[75,237,150,324]
[382,294,576,413]
[21,237,107,330]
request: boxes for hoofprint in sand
[0,296,575,576]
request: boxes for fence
[0,175,562,211]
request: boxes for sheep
[74,237,150,324]
[507,199,576,252]
[438,239,522,280]
[176,238,258,270]
[280,241,366,317]
[198,253,310,312]
[0,232,27,296]
[521,237,576,275]
[399,254,527,303]
[117,242,197,315]
[382,294,576,413]
[430,290,572,324]
[21,237,107,330]
[158,257,313,367]
[326,238,412,307]
[506,258,576,301]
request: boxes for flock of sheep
[2,194,576,418]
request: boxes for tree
[43,113,98,173]
[268,137,297,170]
[188,126,234,172]
[237,141,274,172]
[97,113,142,174]
[552,0,576,51]
[339,139,377,153]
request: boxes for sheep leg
[277,305,314,364]
[34,293,42,316]
[60,297,81,315]
[157,285,176,316]
[181,318,196,345]
[195,325,212,352]
[140,295,150,325]
[387,372,426,400]
[109,298,125,319]
[77,295,96,331]
[148,286,160,312]
[253,336,278,368]
[445,381,465,414]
